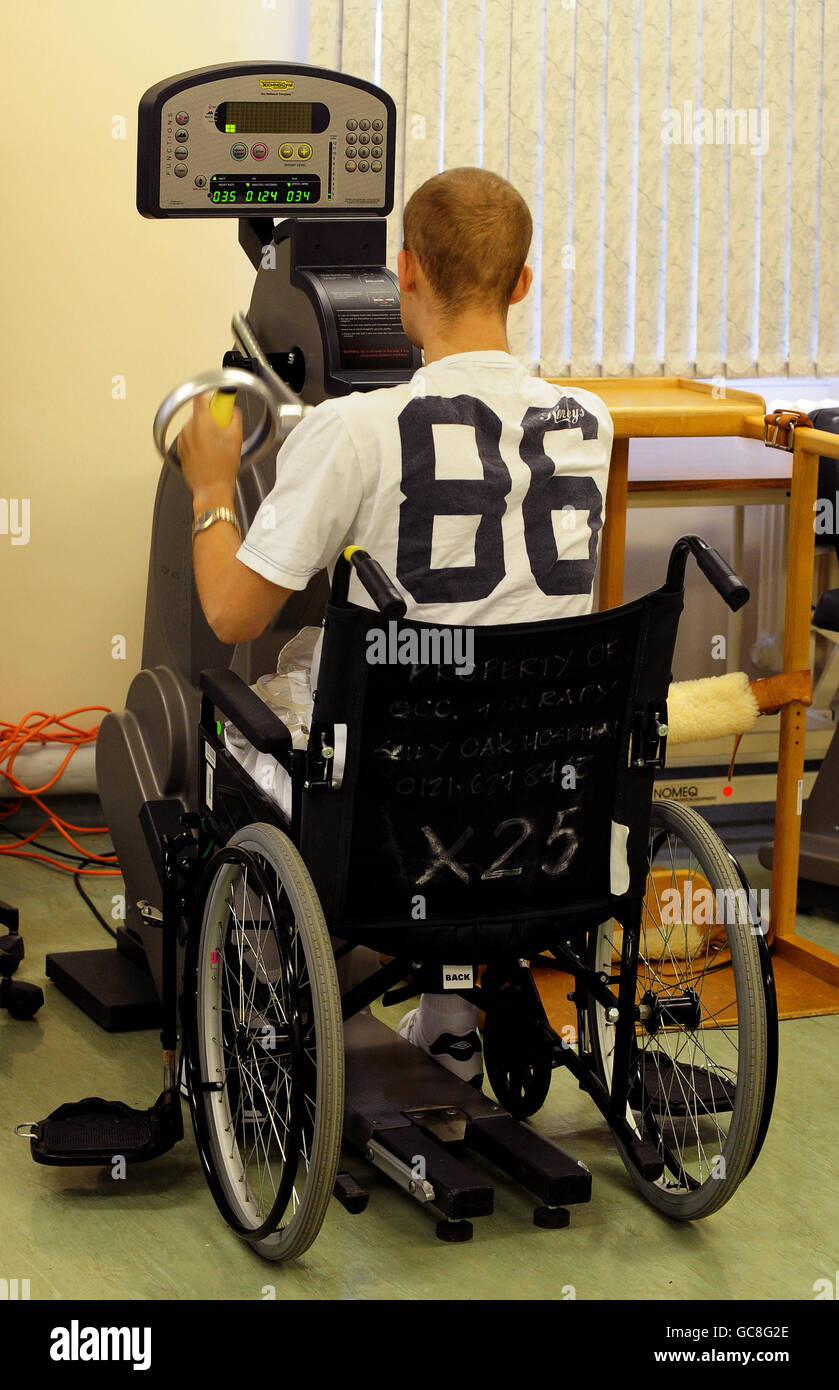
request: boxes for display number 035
[396,394,604,602]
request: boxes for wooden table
[551,376,839,987]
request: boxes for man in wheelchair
[25,169,776,1265]
[178,166,614,1089]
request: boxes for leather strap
[763,409,813,451]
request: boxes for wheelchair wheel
[483,984,553,1119]
[185,822,344,1262]
[587,801,774,1219]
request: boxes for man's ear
[398,246,418,295]
[509,263,534,306]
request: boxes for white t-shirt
[237,351,613,626]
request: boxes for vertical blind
[310,0,837,378]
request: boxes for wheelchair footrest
[20,1091,183,1166]
[630,1052,736,1117]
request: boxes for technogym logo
[50,1321,151,1371]
[366,621,475,676]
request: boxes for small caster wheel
[533,1205,570,1229]
[436,1219,473,1243]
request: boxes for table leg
[769,445,839,984]
[599,438,629,611]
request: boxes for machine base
[45,942,162,1032]
[344,1013,592,1233]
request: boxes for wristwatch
[192,506,242,544]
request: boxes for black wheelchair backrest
[300,587,684,958]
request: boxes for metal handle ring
[152,366,303,471]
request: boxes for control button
[174,165,188,177]
[174,147,189,160]
[372,132,383,146]
[346,118,358,130]
[345,160,357,172]
[358,134,370,146]
[371,160,382,172]
[297,143,312,159]
[194,175,207,188]
[346,146,357,159]
[372,119,383,131]
[230,142,248,160]
[359,119,371,131]
[175,111,189,125]
[279,143,295,159]
[358,160,369,172]
[346,132,357,144]
[175,129,189,143]
[251,142,268,160]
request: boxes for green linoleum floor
[1,831,837,1301]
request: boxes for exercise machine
[46,62,420,1024]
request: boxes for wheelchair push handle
[334,547,407,619]
[666,535,750,612]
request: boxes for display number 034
[396,394,604,602]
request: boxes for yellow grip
[210,389,237,427]
[343,545,366,563]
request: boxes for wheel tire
[185,822,344,1262]
[588,801,772,1220]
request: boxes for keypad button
[279,144,294,159]
[251,142,268,160]
[358,160,369,172]
[346,133,357,144]
[175,129,189,143]
[174,164,188,177]
[297,143,312,159]
[358,134,370,146]
[174,148,189,160]
[359,119,371,131]
[346,146,356,159]
[230,142,248,160]
[346,118,358,130]
[371,132,383,146]
[175,111,189,125]
[372,119,383,131]
[345,160,357,171]
[371,160,382,172]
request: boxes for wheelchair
[24,535,778,1262]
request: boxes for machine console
[137,62,395,218]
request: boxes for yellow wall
[0,1,308,716]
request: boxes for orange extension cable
[0,707,121,876]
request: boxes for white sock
[413,993,479,1046]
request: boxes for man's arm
[179,396,292,645]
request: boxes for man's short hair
[402,167,532,317]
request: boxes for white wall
[0,0,308,714]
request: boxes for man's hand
[178,392,244,512]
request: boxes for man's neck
[420,314,511,366]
